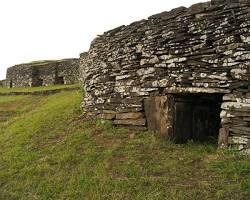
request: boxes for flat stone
[113,119,146,126]
[97,113,116,120]
[218,128,229,148]
[144,95,174,138]
[116,112,144,120]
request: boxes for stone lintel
[163,87,230,94]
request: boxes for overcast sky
[0,0,208,80]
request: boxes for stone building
[0,80,6,87]
[80,0,250,151]
[6,58,79,88]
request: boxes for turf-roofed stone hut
[6,58,79,88]
[80,0,250,151]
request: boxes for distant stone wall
[0,80,6,87]
[6,59,79,88]
[57,59,79,85]
[80,0,250,151]
[6,65,34,88]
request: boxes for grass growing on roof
[0,91,249,200]
[13,58,77,68]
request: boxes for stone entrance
[144,94,223,143]
[9,80,13,88]
[55,76,64,85]
[173,94,222,143]
[32,78,43,87]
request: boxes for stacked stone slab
[6,58,79,88]
[6,64,34,88]
[80,0,250,151]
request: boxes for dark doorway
[37,78,43,86]
[32,78,43,87]
[173,94,223,143]
[55,76,64,85]
[9,80,13,88]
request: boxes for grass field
[0,84,78,94]
[0,89,249,200]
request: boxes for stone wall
[6,65,34,88]
[0,80,6,87]
[6,58,79,88]
[80,0,250,151]
[57,59,79,85]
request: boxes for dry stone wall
[80,0,250,151]
[6,58,79,88]
[57,59,79,85]
[0,80,6,87]
[6,65,34,88]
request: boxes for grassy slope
[0,91,249,200]
[0,84,78,94]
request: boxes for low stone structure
[6,58,79,88]
[0,80,6,87]
[81,0,250,151]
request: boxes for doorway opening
[173,94,223,143]
[9,80,13,88]
[144,93,223,144]
[32,78,43,87]
[55,76,64,85]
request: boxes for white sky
[0,0,208,80]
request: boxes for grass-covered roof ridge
[11,58,78,68]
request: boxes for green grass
[0,84,78,94]
[16,58,76,67]
[0,91,249,200]
[0,95,43,128]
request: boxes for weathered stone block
[116,112,144,120]
[113,119,146,126]
[218,128,229,148]
[144,96,174,138]
[97,113,116,120]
